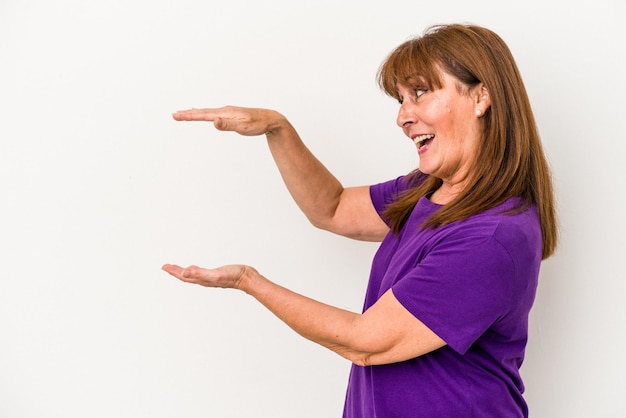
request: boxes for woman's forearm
[238,266,373,364]
[265,120,345,230]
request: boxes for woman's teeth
[413,134,435,146]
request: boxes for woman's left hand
[162,262,445,365]
[162,263,253,290]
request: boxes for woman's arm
[162,263,446,366]
[172,106,389,241]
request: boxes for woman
[163,23,557,417]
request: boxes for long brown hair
[378,24,558,259]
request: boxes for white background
[1,0,624,417]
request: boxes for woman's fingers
[172,108,220,122]
[162,263,188,279]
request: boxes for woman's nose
[396,103,415,128]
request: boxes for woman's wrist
[237,265,264,295]
[264,111,293,137]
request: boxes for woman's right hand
[172,104,389,241]
[172,106,288,137]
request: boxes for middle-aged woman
[163,23,558,417]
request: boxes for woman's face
[396,70,488,190]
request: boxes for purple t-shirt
[342,175,542,418]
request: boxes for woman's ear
[474,84,491,117]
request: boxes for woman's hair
[377,23,558,259]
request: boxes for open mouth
[413,134,435,149]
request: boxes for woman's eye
[397,88,425,104]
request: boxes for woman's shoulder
[371,171,427,202]
[458,197,537,230]
[453,198,541,256]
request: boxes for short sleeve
[369,175,406,218]
[370,173,427,221]
[392,230,516,355]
